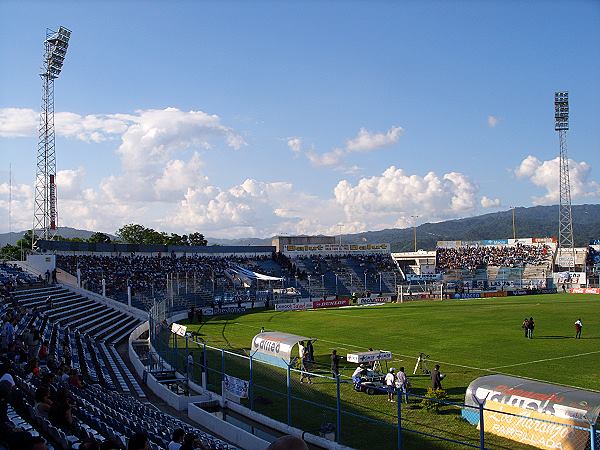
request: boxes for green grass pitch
[175,293,599,449]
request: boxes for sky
[1,0,599,239]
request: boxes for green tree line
[0,225,207,261]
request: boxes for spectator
[168,428,185,450]
[34,385,52,418]
[48,387,73,430]
[127,432,148,450]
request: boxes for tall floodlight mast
[32,26,71,250]
[554,91,575,269]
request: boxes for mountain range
[2,204,599,252]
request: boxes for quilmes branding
[253,337,281,354]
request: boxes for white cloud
[480,196,501,208]
[487,115,499,128]
[0,108,38,137]
[346,126,402,152]
[287,137,303,153]
[304,125,403,168]
[334,166,478,224]
[515,155,600,204]
[56,168,85,199]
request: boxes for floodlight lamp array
[554,91,569,131]
[45,26,71,79]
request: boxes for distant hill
[0,227,116,247]
[343,204,600,251]
[2,204,598,251]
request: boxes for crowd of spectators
[1,284,223,449]
[436,244,552,271]
[56,254,278,300]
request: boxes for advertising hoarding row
[282,243,390,257]
[274,298,352,311]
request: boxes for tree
[88,232,112,243]
[0,244,21,261]
[188,232,207,246]
[116,224,149,244]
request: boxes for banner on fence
[481,401,589,450]
[453,293,481,299]
[356,296,392,304]
[170,323,187,337]
[201,307,247,316]
[312,298,350,308]
[274,301,313,311]
[554,272,587,285]
[570,287,600,294]
[507,288,557,296]
[224,374,249,399]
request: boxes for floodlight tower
[554,91,575,269]
[32,26,71,250]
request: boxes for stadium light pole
[321,274,324,293]
[364,270,368,291]
[410,215,419,252]
[555,91,575,270]
[308,275,312,300]
[32,26,72,249]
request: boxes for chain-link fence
[147,300,599,450]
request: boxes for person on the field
[306,340,314,362]
[385,368,396,402]
[395,366,410,403]
[527,317,535,339]
[431,364,443,390]
[575,318,583,339]
[352,364,367,388]
[522,318,529,338]
[330,349,341,378]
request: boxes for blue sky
[1,0,599,238]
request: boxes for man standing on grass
[330,349,341,378]
[575,318,583,339]
[385,368,396,402]
[522,318,529,338]
[431,364,443,390]
[396,367,410,403]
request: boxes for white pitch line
[487,350,600,370]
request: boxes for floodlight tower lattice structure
[32,26,71,250]
[554,91,575,269]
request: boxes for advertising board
[356,296,392,304]
[569,288,600,294]
[201,307,247,316]
[274,301,313,311]
[312,298,350,308]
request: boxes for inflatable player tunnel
[463,374,600,450]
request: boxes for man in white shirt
[385,368,396,402]
[575,319,583,339]
[352,364,366,389]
